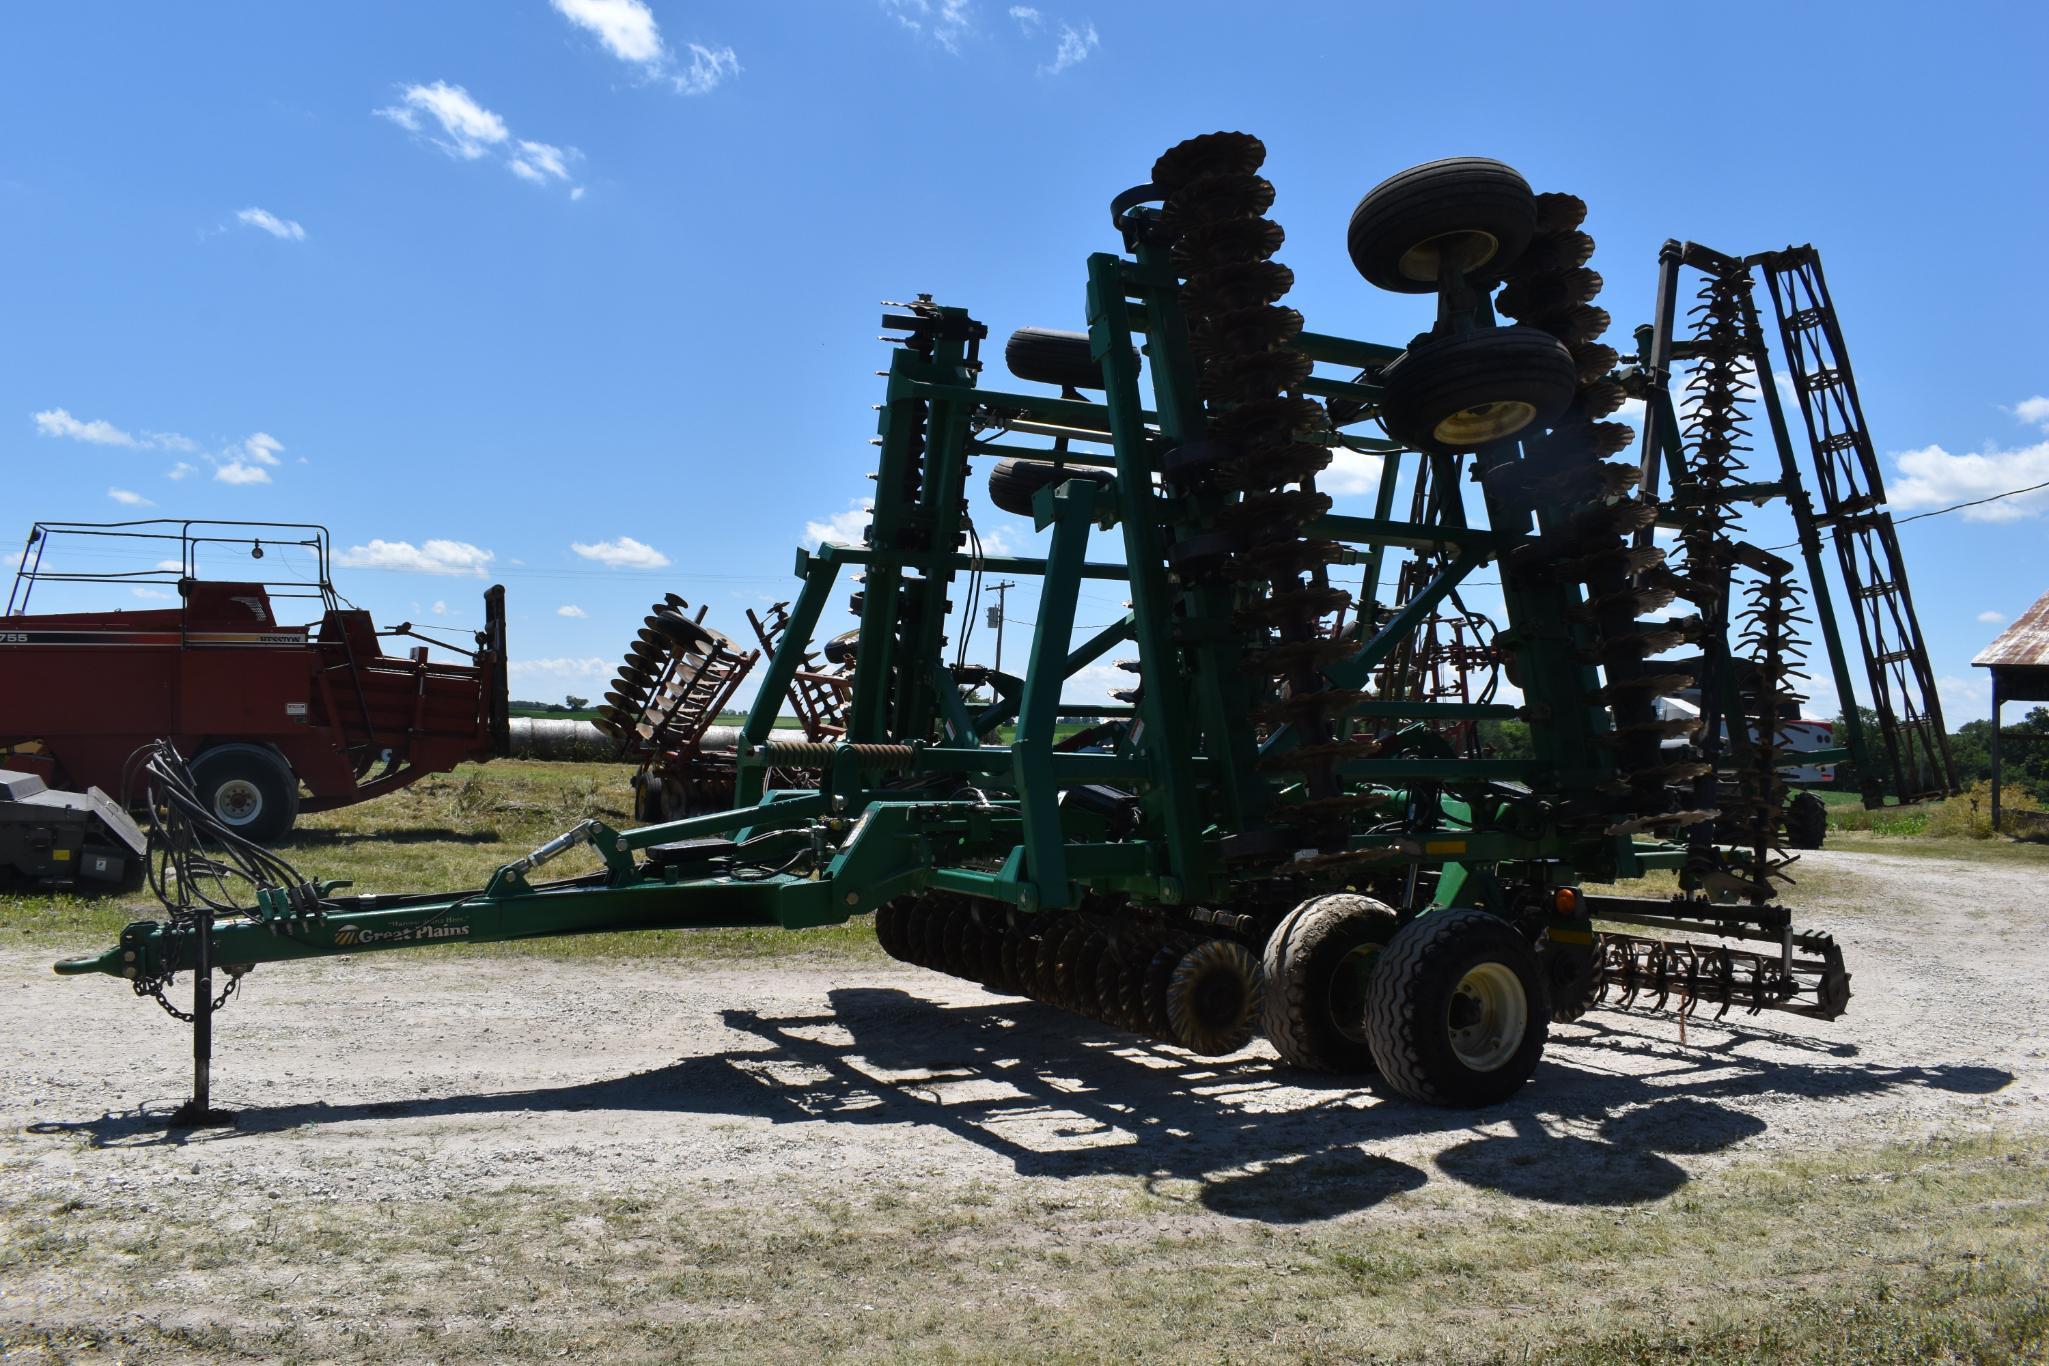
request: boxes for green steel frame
[59,188,1852,1050]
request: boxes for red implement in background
[0,520,509,842]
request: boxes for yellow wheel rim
[1432,399,1537,447]
[1397,229,1500,285]
[1446,962,1527,1072]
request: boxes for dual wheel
[1262,895,1549,1107]
[1347,158,1578,455]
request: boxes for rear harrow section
[1596,928,1849,1022]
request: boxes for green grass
[0,759,888,967]
[4,1130,2044,1361]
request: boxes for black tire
[1005,326,1135,391]
[190,743,299,845]
[1162,939,1263,1057]
[1542,933,1605,1024]
[1261,893,1400,1073]
[632,771,663,824]
[1347,157,1536,294]
[1377,326,1577,454]
[1365,908,1549,1108]
[823,629,861,667]
[987,458,1113,518]
[1784,791,1827,850]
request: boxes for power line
[1893,478,2049,526]
[1766,477,2049,552]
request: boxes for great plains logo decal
[332,921,471,946]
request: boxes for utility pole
[988,580,1017,676]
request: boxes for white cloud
[1978,610,2007,624]
[1040,20,1099,74]
[557,604,588,618]
[131,586,176,601]
[885,0,973,53]
[377,81,583,195]
[674,43,740,95]
[107,486,152,507]
[508,140,577,184]
[377,82,507,160]
[432,600,448,615]
[34,407,139,447]
[337,538,495,576]
[1937,673,1988,725]
[976,523,1021,556]
[215,460,271,486]
[551,0,663,63]
[240,432,283,465]
[2007,396,2049,428]
[805,499,874,547]
[1063,660,1127,708]
[1614,396,1647,429]
[1890,439,2049,522]
[235,207,306,241]
[1790,670,1836,722]
[509,655,615,682]
[1008,5,1042,28]
[551,0,739,96]
[1321,447,1384,498]
[571,536,671,569]
[150,431,199,453]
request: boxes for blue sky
[3,1,2044,725]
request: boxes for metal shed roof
[1974,590,2049,670]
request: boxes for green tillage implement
[63,136,1898,1122]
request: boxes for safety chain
[132,966,243,1023]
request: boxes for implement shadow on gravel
[30,987,2010,1221]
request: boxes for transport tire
[190,743,299,845]
[1005,327,1104,390]
[1346,157,1536,293]
[823,629,861,667]
[1376,326,1577,453]
[1261,893,1400,1073]
[1784,791,1827,850]
[1365,908,1548,1108]
[987,458,1114,518]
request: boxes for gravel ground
[4,848,2043,1218]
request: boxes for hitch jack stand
[167,909,235,1130]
